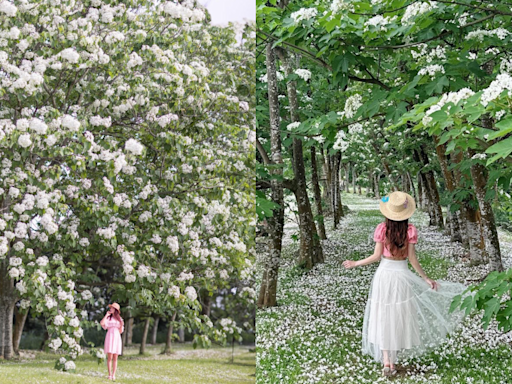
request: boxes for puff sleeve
[373,223,386,242]
[408,224,418,244]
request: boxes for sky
[197,0,256,25]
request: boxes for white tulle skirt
[362,257,471,365]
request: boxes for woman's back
[373,222,418,260]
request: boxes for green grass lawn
[0,343,255,384]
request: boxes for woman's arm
[343,243,383,269]
[408,244,438,290]
[100,312,109,330]
[119,319,124,334]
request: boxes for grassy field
[0,343,255,384]
[256,192,512,384]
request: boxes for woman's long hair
[385,218,409,258]
[109,308,124,326]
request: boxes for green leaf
[484,137,512,163]
[449,294,462,314]
[487,117,512,140]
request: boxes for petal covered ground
[256,193,512,384]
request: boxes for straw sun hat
[379,191,416,221]
[108,303,121,312]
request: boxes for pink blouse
[101,317,124,333]
[373,222,418,258]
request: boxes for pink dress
[102,317,123,355]
[373,222,418,258]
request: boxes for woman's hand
[424,277,438,291]
[343,260,357,269]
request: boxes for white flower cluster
[166,235,179,253]
[258,71,284,83]
[290,8,317,24]
[481,73,512,106]
[219,318,241,334]
[500,58,512,74]
[364,15,397,32]
[49,337,62,351]
[16,280,27,294]
[64,360,76,371]
[331,0,354,13]
[90,115,112,127]
[403,1,437,23]
[333,130,349,151]
[348,123,363,135]
[81,290,93,300]
[124,138,144,155]
[344,94,362,119]
[466,28,510,42]
[59,48,80,63]
[0,236,8,257]
[96,348,106,359]
[40,213,59,235]
[418,64,445,78]
[61,115,81,131]
[0,1,17,17]
[422,88,475,125]
[294,69,311,81]
[287,122,301,131]
[162,2,205,23]
[126,52,143,68]
[168,285,180,299]
[495,110,506,121]
[177,271,194,281]
[411,44,446,62]
[185,286,197,301]
[471,153,487,160]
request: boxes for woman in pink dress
[100,302,124,381]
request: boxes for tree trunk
[368,171,374,197]
[374,173,381,199]
[0,259,16,360]
[151,316,160,345]
[451,151,486,262]
[407,172,416,200]
[311,146,326,240]
[125,317,134,345]
[332,153,344,228]
[352,167,356,193]
[464,202,486,265]
[139,317,150,354]
[201,291,211,317]
[279,50,324,269]
[13,306,28,355]
[468,148,503,271]
[40,330,49,351]
[344,164,349,192]
[163,312,177,354]
[417,173,423,209]
[178,327,185,343]
[434,137,462,241]
[418,147,443,228]
[257,43,285,308]
[320,147,332,216]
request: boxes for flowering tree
[0,0,255,368]
[256,0,512,321]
